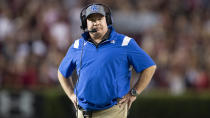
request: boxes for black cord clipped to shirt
[75,39,85,118]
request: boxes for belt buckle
[78,105,92,117]
[82,110,92,118]
[83,110,92,117]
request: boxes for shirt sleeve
[127,39,156,73]
[58,44,76,78]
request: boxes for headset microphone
[87,29,97,33]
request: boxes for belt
[77,98,121,118]
[78,105,92,118]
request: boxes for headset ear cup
[106,13,112,26]
[84,17,87,29]
[109,14,112,25]
[80,5,88,30]
[81,15,87,30]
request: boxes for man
[58,3,156,118]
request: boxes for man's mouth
[92,28,98,30]
[89,29,97,33]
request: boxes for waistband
[78,98,122,112]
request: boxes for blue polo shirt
[58,26,155,110]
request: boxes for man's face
[87,13,108,38]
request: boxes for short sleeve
[58,44,76,78]
[127,39,155,73]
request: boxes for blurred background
[0,0,210,118]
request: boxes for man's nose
[93,20,100,25]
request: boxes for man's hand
[58,71,78,109]
[70,93,77,109]
[118,93,136,109]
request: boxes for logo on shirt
[111,40,115,44]
[84,42,87,46]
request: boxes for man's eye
[91,19,97,21]
[89,19,95,22]
[89,17,102,22]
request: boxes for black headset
[80,3,112,30]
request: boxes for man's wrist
[130,88,139,97]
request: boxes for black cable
[75,39,85,118]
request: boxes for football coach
[58,3,156,118]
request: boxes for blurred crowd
[0,0,210,95]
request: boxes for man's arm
[133,65,156,95]
[119,65,156,108]
[57,70,77,108]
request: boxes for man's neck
[88,28,111,46]
[89,29,110,44]
[92,36,103,43]
[90,34,104,43]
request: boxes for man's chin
[92,33,102,39]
